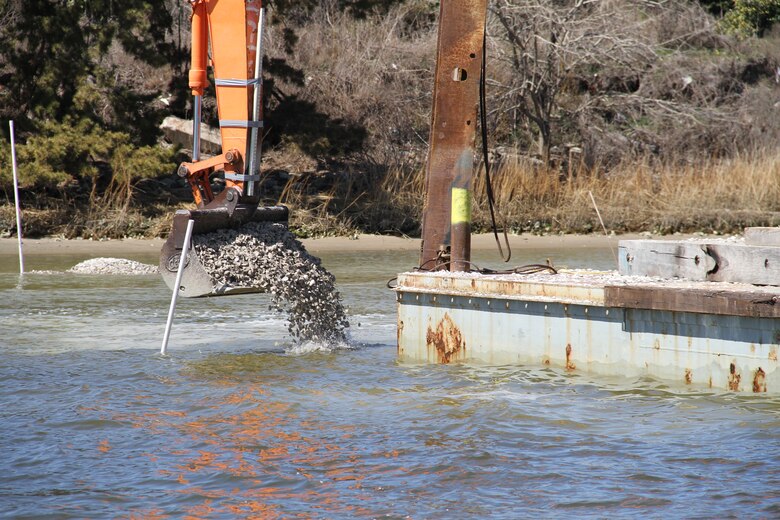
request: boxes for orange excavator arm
[179,0,263,206]
[159,0,288,297]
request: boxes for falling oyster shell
[192,222,349,343]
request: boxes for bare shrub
[487,0,780,167]
[469,149,780,235]
[647,0,726,49]
[738,83,780,150]
[265,0,437,166]
[489,0,658,164]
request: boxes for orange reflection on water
[97,439,111,454]
[124,509,168,520]
[102,375,391,517]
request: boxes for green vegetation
[0,120,172,191]
[0,119,175,237]
[0,0,180,236]
[0,0,176,132]
[713,0,780,36]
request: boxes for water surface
[1,245,778,518]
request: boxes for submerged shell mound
[68,258,158,275]
[192,222,349,343]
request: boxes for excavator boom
[160,0,287,297]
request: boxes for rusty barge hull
[395,271,780,393]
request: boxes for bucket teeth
[159,205,289,297]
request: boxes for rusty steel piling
[419,0,486,271]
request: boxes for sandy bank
[0,237,166,256]
[0,232,667,257]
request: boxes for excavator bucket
[159,204,288,297]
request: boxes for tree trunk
[538,122,551,167]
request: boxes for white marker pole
[9,121,24,274]
[160,219,195,355]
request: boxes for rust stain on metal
[753,367,767,393]
[728,362,741,391]
[565,344,576,371]
[426,313,466,364]
[397,320,404,355]
[684,369,692,385]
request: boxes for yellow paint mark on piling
[451,188,471,224]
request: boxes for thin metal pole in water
[245,7,265,198]
[588,190,618,268]
[160,219,195,355]
[9,121,24,274]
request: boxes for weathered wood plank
[604,285,780,318]
[619,240,715,279]
[707,243,780,285]
[744,227,780,247]
[619,240,780,285]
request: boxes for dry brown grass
[467,149,780,234]
[4,152,778,239]
[262,149,780,238]
[270,164,424,237]
[0,202,176,239]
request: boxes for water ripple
[1,257,779,518]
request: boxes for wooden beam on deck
[744,227,780,247]
[619,240,780,286]
[604,285,780,318]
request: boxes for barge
[396,235,780,393]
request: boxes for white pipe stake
[160,219,195,355]
[192,95,202,162]
[246,8,265,197]
[9,121,24,274]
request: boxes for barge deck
[395,267,780,393]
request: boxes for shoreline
[0,232,701,257]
